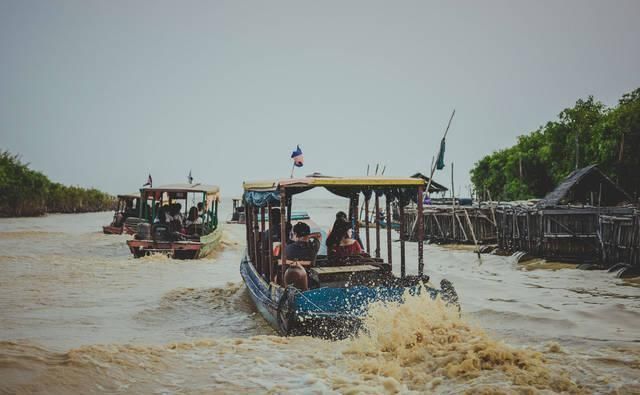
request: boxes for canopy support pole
[364,194,371,254]
[267,202,273,282]
[253,207,259,271]
[280,189,287,285]
[247,206,254,263]
[375,193,381,258]
[417,185,425,275]
[399,201,406,278]
[260,206,266,278]
[386,194,392,267]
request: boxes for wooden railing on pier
[404,205,497,244]
[404,202,639,269]
[496,204,636,264]
[599,212,640,267]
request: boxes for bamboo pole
[399,202,406,278]
[464,208,481,259]
[451,162,456,241]
[425,109,455,195]
[386,195,392,266]
[417,185,425,275]
[375,193,381,258]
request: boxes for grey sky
[1,0,639,197]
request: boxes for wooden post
[451,162,456,241]
[247,205,254,263]
[260,206,266,278]
[399,201,406,278]
[280,189,287,284]
[267,202,273,282]
[353,194,360,238]
[386,194,392,266]
[253,206,259,271]
[375,193,381,258]
[245,201,251,261]
[464,208,481,259]
[417,185,425,275]
[364,194,371,253]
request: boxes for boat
[228,197,310,224]
[240,175,459,339]
[103,194,146,235]
[227,198,246,224]
[126,184,222,259]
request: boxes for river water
[0,199,638,394]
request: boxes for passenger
[154,206,168,224]
[170,203,184,225]
[327,211,363,249]
[127,199,140,219]
[285,222,318,261]
[327,218,363,258]
[266,208,292,243]
[197,202,205,218]
[185,206,203,227]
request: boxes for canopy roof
[410,173,448,193]
[244,176,424,192]
[141,183,220,196]
[243,175,425,208]
[117,193,141,200]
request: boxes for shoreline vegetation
[471,88,640,201]
[0,151,115,217]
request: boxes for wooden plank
[310,265,379,274]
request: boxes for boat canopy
[243,176,425,207]
[141,183,221,200]
[117,193,141,200]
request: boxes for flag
[435,138,446,170]
[291,145,304,167]
[188,170,193,184]
[143,174,152,187]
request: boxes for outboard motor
[284,265,308,291]
[136,222,151,240]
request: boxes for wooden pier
[496,204,634,263]
[404,204,497,245]
[599,211,640,268]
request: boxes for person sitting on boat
[185,206,203,227]
[197,202,205,218]
[124,199,136,219]
[264,208,293,244]
[154,205,169,224]
[285,222,319,262]
[326,218,363,258]
[170,203,184,226]
[327,211,363,249]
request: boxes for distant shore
[0,150,115,218]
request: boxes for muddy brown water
[0,199,638,394]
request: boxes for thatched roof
[537,165,631,208]
[410,173,448,193]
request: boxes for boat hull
[240,254,443,339]
[102,225,123,235]
[127,227,222,259]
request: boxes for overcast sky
[1,0,639,197]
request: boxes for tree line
[0,151,115,217]
[470,88,640,201]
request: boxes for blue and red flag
[291,145,304,167]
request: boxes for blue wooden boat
[240,176,459,339]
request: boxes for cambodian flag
[291,145,304,167]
